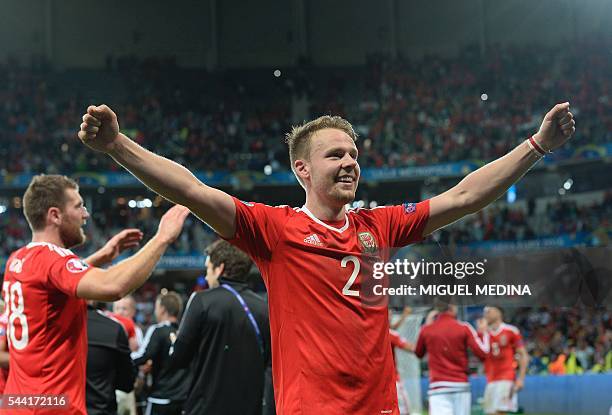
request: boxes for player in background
[414,300,490,415]
[1,174,189,415]
[482,306,529,415]
[78,102,574,414]
[114,296,144,345]
[132,291,190,415]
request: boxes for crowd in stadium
[0,41,610,176]
[511,306,611,374]
[1,191,610,261]
[436,191,612,245]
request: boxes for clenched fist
[77,105,121,153]
[532,102,576,153]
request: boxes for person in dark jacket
[132,290,190,415]
[169,240,271,415]
[86,303,136,415]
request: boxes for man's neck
[304,194,346,221]
[31,231,65,248]
[490,320,502,331]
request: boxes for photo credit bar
[358,246,611,308]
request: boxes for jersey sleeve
[112,314,137,340]
[225,197,292,262]
[122,317,137,340]
[47,253,93,297]
[512,328,524,349]
[414,327,427,358]
[371,200,430,247]
[463,322,489,360]
[389,330,408,349]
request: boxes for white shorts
[429,391,471,415]
[483,380,518,414]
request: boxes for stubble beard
[60,223,86,249]
[329,182,356,206]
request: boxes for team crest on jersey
[402,202,416,214]
[66,258,89,273]
[499,334,508,346]
[358,232,378,254]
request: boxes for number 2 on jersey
[2,281,29,350]
[341,255,360,297]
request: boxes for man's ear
[47,207,62,226]
[214,263,225,278]
[294,159,310,182]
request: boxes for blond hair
[23,174,78,231]
[285,115,358,187]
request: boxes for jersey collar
[489,322,505,336]
[299,206,349,233]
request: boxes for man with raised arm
[2,174,189,415]
[78,103,574,414]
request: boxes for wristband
[527,135,550,157]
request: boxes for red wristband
[528,136,548,156]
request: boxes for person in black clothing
[132,291,190,415]
[86,303,136,415]
[169,240,271,415]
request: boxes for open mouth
[336,175,355,184]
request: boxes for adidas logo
[303,233,324,246]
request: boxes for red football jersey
[0,312,8,393]
[414,312,489,393]
[484,323,523,382]
[227,197,430,414]
[105,312,137,341]
[2,242,92,414]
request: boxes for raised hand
[155,205,191,245]
[101,229,143,261]
[77,105,121,153]
[425,309,439,325]
[476,317,489,334]
[533,102,576,152]
[86,228,143,267]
